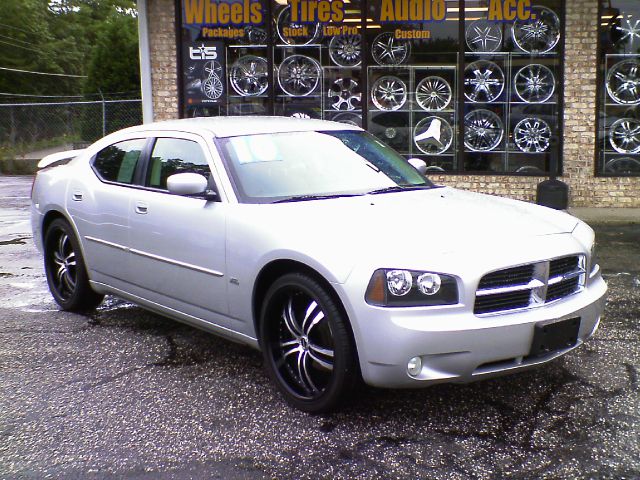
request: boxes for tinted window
[93,139,146,184]
[148,138,210,189]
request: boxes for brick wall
[147,0,639,207]
[148,0,179,120]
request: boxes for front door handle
[135,202,148,214]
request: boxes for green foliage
[0,0,139,99]
[84,12,140,97]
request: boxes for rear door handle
[135,202,148,214]
[72,191,83,201]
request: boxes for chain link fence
[0,99,142,158]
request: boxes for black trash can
[536,179,569,210]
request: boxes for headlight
[365,269,458,307]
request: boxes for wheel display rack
[367,65,457,163]
[601,54,640,174]
[183,2,564,174]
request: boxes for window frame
[595,0,640,178]
[90,137,152,187]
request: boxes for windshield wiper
[366,185,432,195]
[272,193,364,203]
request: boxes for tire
[259,273,358,412]
[43,218,104,312]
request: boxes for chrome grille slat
[474,255,586,315]
[476,279,544,297]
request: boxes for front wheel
[260,273,358,412]
[44,218,104,312]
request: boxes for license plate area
[528,317,581,358]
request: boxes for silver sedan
[31,117,607,412]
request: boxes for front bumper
[343,271,607,389]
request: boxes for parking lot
[0,175,638,479]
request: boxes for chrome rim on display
[328,78,361,110]
[513,118,552,152]
[465,19,503,52]
[609,118,640,154]
[514,64,556,103]
[604,156,640,174]
[328,35,362,67]
[413,116,453,154]
[371,32,410,66]
[240,26,267,45]
[512,6,560,53]
[464,60,504,103]
[415,76,452,111]
[201,60,224,100]
[613,17,640,50]
[276,6,322,45]
[230,56,269,96]
[331,112,361,126]
[278,55,321,97]
[606,60,640,105]
[464,109,504,151]
[370,76,407,111]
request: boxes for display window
[597,0,640,176]
[463,0,563,175]
[178,0,565,176]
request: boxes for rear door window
[92,139,146,184]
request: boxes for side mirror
[167,172,217,200]
[407,158,427,175]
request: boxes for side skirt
[90,280,260,350]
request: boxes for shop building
[137,0,640,207]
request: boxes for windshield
[217,130,433,203]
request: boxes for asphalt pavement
[0,175,639,479]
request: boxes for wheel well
[42,210,68,243]
[252,260,359,358]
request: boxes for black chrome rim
[267,288,334,400]
[47,229,77,301]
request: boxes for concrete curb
[568,208,640,225]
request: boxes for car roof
[119,116,363,138]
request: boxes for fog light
[407,356,422,377]
[417,272,441,295]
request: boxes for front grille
[478,264,534,290]
[474,255,585,315]
[547,277,581,302]
[549,256,579,277]
[474,290,532,315]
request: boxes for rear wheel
[260,273,358,412]
[44,218,104,311]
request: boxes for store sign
[288,0,345,23]
[487,0,532,21]
[182,41,226,106]
[183,0,263,26]
[379,0,446,22]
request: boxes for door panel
[69,138,146,283]
[127,136,230,323]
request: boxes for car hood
[234,187,581,282]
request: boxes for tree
[0,0,139,99]
[84,11,140,97]
[0,0,72,96]
[82,11,141,139]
